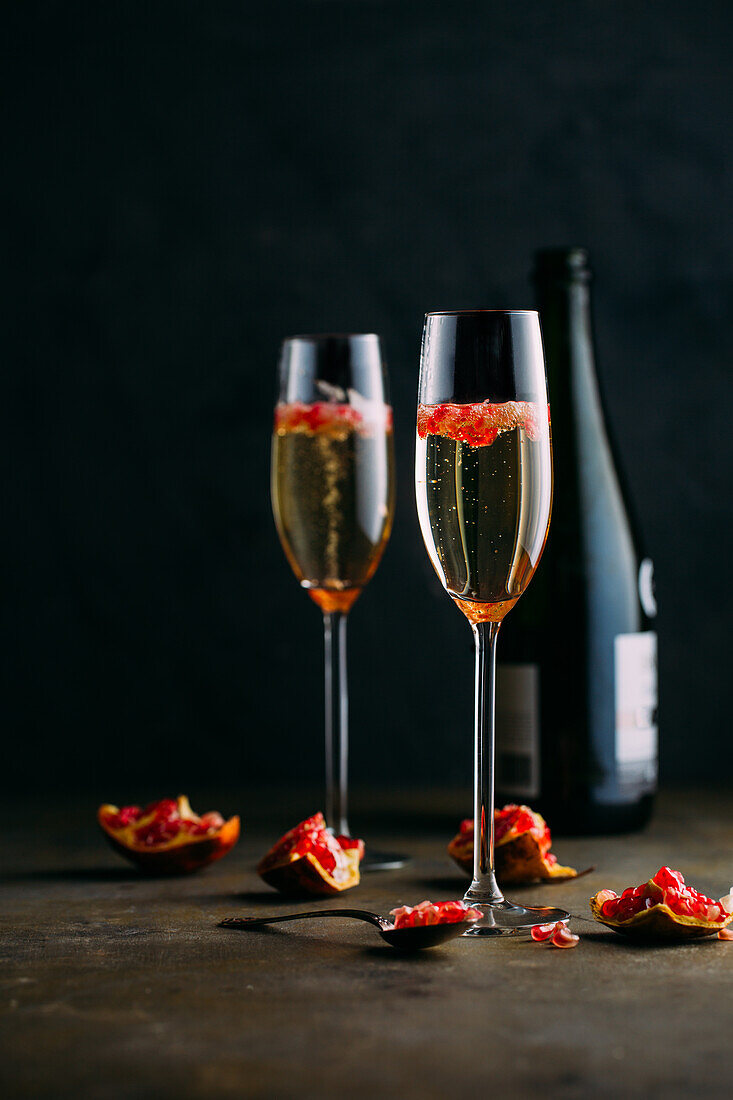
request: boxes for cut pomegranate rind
[257,813,364,897]
[590,867,733,940]
[718,927,733,941]
[98,796,240,875]
[416,400,549,447]
[274,401,393,438]
[447,804,578,884]
[388,900,482,930]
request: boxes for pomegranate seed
[117,806,142,825]
[551,924,579,948]
[145,798,178,818]
[531,923,557,942]
[653,866,685,890]
[615,899,638,921]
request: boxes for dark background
[4,1,732,800]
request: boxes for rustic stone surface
[1,790,731,1098]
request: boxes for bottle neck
[535,264,642,572]
[536,276,595,392]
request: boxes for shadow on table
[1,867,139,884]
[575,928,725,951]
[217,922,450,960]
[202,889,404,910]
[361,945,452,962]
[203,889,320,905]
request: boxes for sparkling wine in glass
[415,310,568,933]
[272,334,405,869]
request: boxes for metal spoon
[218,909,475,951]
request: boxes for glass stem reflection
[464,620,505,906]
[324,611,349,837]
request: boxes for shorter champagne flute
[271,334,407,870]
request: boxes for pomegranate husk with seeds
[257,813,364,896]
[447,804,578,884]
[98,796,240,875]
[590,867,733,940]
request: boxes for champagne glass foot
[361,849,411,872]
[461,899,570,936]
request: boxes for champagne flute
[415,310,568,933]
[272,334,406,870]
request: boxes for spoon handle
[219,909,383,930]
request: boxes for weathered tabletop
[1,790,731,1099]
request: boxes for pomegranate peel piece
[257,813,364,897]
[98,795,240,875]
[447,804,580,884]
[590,867,733,940]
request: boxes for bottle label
[614,632,658,792]
[495,664,540,799]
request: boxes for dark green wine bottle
[495,249,658,833]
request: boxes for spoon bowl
[218,908,475,951]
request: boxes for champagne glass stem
[324,610,349,836]
[464,620,505,906]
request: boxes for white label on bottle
[614,632,658,769]
[495,664,540,798]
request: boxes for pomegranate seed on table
[530,921,579,948]
[551,924,580,948]
[530,923,557,942]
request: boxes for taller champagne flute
[272,334,405,869]
[415,311,568,933]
